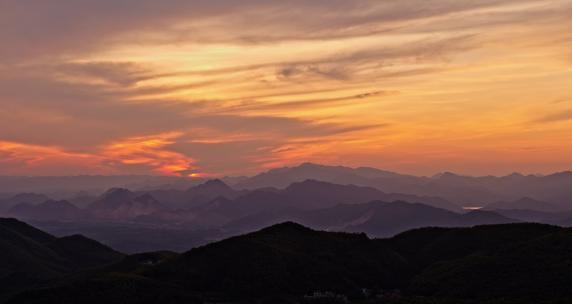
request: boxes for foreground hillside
[0,218,123,302]
[4,220,572,304]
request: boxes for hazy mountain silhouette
[2,178,518,245]
[223,200,517,237]
[491,208,570,225]
[283,179,460,211]
[139,179,245,210]
[66,192,98,208]
[7,200,84,221]
[232,163,572,208]
[5,174,572,257]
[300,201,516,237]
[87,189,166,220]
[0,176,203,196]
[233,162,411,189]
[184,190,294,228]
[143,179,462,231]
[485,197,562,212]
[4,163,572,211]
[0,193,51,213]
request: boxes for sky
[1,0,571,177]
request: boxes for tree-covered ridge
[4,220,572,303]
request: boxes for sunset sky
[1,0,571,177]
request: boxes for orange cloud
[0,140,103,175]
[0,133,198,176]
[102,132,198,176]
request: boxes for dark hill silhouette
[149,222,408,300]
[410,227,572,301]
[388,223,562,272]
[9,222,572,304]
[0,218,122,299]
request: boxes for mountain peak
[298,162,323,168]
[433,172,461,179]
[546,171,572,179]
[188,179,233,193]
[204,179,228,187]
[287,179,330,188]
[257,221,314,235]
[103,188,133,196]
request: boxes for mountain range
[3,163,572,212]
[1,179,521,241]
[2,163,572,254]
[0,175,202,198]
[230,163,572,209]
[8,200,84,221]
[225,200,517,237]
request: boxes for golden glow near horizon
[1,0,571,176]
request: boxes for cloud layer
[1,0,571,176]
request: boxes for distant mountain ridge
[131,179,471,232]
[231,163,572,210]
[8,200,83,221]
[2,166,572,254]
[3,163,572,211]
[233,162,411,189]
[485,197,561,212]
[226,200,518,237]
[0,193,51,213]
[0,175,204,199]
[0,178,534,241]
[87,188,165,220]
